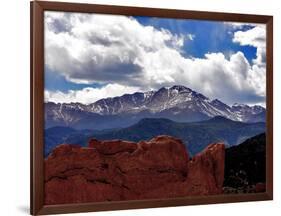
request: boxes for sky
[44,11,266,106]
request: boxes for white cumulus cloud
[45,84,140,104]
[233,25,266,66]
[44,12,266,105]
[45,12,186,86]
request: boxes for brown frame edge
[30,1,273,215]
[31,1,45,215]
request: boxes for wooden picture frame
[31,1,273,215]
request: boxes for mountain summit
[45,85,265,129]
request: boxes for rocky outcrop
[45,135,225,204]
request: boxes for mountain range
[45,116,265,156]
[45,85,266,130]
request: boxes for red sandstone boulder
[88,139,137,154]
[185,143,225,195]
[255,182,266,193]
[45,136,225,204]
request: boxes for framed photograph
[31,1,273,215]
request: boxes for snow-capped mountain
[45,85,266,129]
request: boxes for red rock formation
[45,135,225,205]
[185,143,225,195]
[255,183,266,193]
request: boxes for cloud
[233,25,266,66]
[231,25,266,103]
[169,51,265,104]
[224,22,264,30]
[187,34,195,41]
[45,84,140,104]
[45,12,266,105]
[45,12,186,86]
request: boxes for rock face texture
[45,135,225,204]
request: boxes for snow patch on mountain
[45,85,265,128]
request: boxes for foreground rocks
[45,135,225,204]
